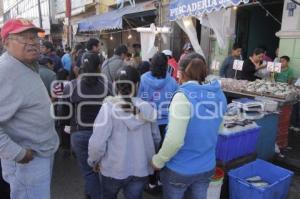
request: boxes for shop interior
[236,0,284,59]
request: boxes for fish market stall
[220,78,300,159]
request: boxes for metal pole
[37,0,43,28]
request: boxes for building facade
[2,0,52,34]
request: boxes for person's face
[253,53,264,63]
[40,45,50,54]
[92,43,100,53]
[280,58,288,68]
[5,30,40,64]
[121,53,127,60]
[134,47,141,53]
[233,48,242,57]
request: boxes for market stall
[221,78,300,159]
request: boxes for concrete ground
[52,148,300,199]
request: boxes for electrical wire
[257,1,282,25]
[291,0,300,6]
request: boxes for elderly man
[0,19,59,199]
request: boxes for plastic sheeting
[199,9,235,49]
[176,17,205,56]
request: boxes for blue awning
[169,0,249,21]
[78,2,155,32]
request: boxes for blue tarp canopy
[78,2,155,32]
[169,0,249,21]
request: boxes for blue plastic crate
[228,159,294,199]
[216,127,260,163]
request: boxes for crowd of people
[0,18,299,199]
[219,44,295,84]
[0,18,227,199]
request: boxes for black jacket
[57,76,112,133]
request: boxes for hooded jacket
[138,72,178,125]
[88,96,161,179]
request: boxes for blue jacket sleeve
[219,57,230,77]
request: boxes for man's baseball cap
[183,43,193,50]
[1,18,44,41]
[162,49,173,57]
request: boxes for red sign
[66,0,71,18]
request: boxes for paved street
[51,149,160,199]
[52,149,300,199]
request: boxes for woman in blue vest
[152,53,227,199]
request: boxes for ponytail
[183,58,208,84]
[115,66,140,115]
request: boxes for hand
[151,161,161,171]
[93,164,100,173]
[18,149,34,164]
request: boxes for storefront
[77,1,157,57]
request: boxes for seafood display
[242,80,300,100]
[221,78,300,101]
[221,78,248,92]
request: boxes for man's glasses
[8,35,41,46]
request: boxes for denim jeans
[0,160,10,199]
[71,130,102,199]
[1,156,53,199]
[102,175,148,199]
[160,167,214,199]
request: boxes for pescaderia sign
[169,0,249,21]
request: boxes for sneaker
[145,183,161,195]
[294,127,300,132]
[157,180,163,186]
[148,183,157,189]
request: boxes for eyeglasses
[8,35,41,46]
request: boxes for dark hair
[280,55,290,62]
[86,38,100,51]
[150,53,168,79]
[179,52,206,71]
[65,47,71,52]
[126,52,132,58]
[258,45,267,52]
[75,43,84,52]
[39,56,53,66]
[232,43,242,50]
[253,48,265,56]
[132,43,141,49]
[56,68,69,80]
[42,41,54,52]
[80,53,101,85]
[115,66,140,115]
[114,45,128,56]
[179,53,207,84]
[138,61,150,75]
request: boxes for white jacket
[88,96,161,179]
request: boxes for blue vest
[166,81,227,175]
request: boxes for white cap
[162,50,173,57]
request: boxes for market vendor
[219,43,242,78]
[275,56,294,84]
[240,48,265,81]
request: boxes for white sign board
[267,62,274,72]
[274,63,282,73]
[266,62,282,73]
[211,60,220,70]
[233,60,244,71]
